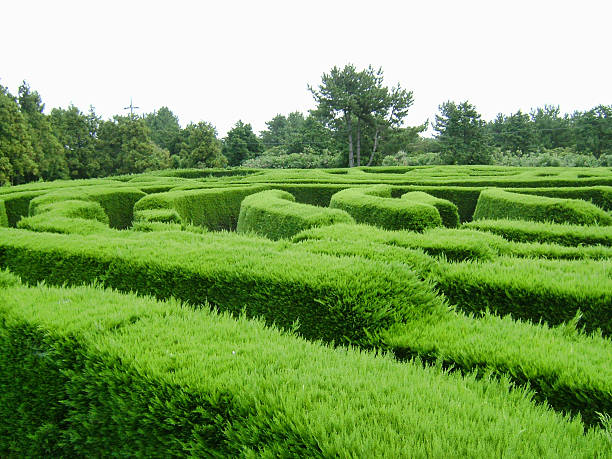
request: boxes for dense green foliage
[134,185,270,230]
[473,188,612,225]
[464,218,612,246]
[401,191,460,227]
[237,189,354,240]
[0,228,446,347]
[386,311,612,426]
[330,186,442,231]
[2,165,612,452]
[2,283,609,456]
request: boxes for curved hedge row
[0,228,446,347]
[473,188,612,225]
[401,191,460,227]
[329,186,442,231]
[463,219,612,247]
[28,187,146,229]
[237,189,354,240]
[2,282,608,456]
[133,185,270,230]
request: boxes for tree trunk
[356,119,361,167]
[346,114,354,167]
[367,126,380,166]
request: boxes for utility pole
[124,98,140,118]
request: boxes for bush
[401,191,460,227]
[329,186,442,231]
[0,228,445,347]
[473,188,612,225]
[0,191,47,227]
[1,283,607,456]
[0,200,7,227]
[236,189,354,240]
[133,208,182,224]
[385,311,612,426]
[29,187,146,229]
[293,224,612,335]
[463,219,612,247]
[133,185,270,231]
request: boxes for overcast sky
[2,0,610,137]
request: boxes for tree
[18,82,68,181]
[309,64,413,167]
[530,105,573,150]
[260,112,337,155]
[434,101,491,165]
[176,121,226,168]
[0,85,37,185]
[572,105,612,158]
[50,105,102,178]
[222,120,262,166]
[144,107,181,153]
[96,115,170,175]
[488,110,536,154]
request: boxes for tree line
[2,66,611,185]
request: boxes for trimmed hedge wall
[133,185,270,231]
[293,224,612,335]
[330,186,442,231]
[0,228,445,347]
[401,191,460,228]
[385,311,612,426]
[473,188,612,225]
[512,186,612,211]
[0,200,7,227]
[237,190,354,240]
[133,208,182,224]
[29,187,146,229]
[1,283,607,456]
[0,190,47,227]
[463,219,612,247]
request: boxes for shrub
[29,187,146,229]
[0,228,446,347]
[473,188,612,225]
[329,186,442,231]
[133,185,270,231]
[401,191,460,227]
[463,219,612,247]
[385,311,612,426]
[0,200,7,227]
[133,208,182,224]
[237,190,354,240]
[1,283,607,456]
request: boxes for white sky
[1,0,610,137]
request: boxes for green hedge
[293,225,612,335]
[133,185,270,231]
[0,190,47,227]
[133,208,182,224]
[237,190,354,240]
[511,186,612,211]
[385,311,612,426]
[0,228,445,347]
[294,223,612,262]
[18,199,110,235]
[463,219,612,247]
[29,187,146,229]
[330,186,442,231]
[17,216,110,236]
[473,188,612,225]
[1,283,607,456]
[433,257,612,336]
[0,200,7,227]
[401,191,460,227]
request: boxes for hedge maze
[1,165,612,456]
